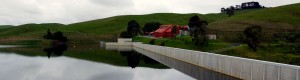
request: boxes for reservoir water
[0,44,240,80]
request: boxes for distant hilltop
[221,1,265,13]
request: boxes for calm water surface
[0,45,195,80]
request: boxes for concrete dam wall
[133,43,300,80]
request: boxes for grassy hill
[205,3,300,42]
[208,3,300,31]
[0,13,229,44]
[0,25,15,29]
[0,3,299,44]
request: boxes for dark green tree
[127,20,142,36]
[149,39,155,45]
[143,22,161,34]
[44,29,54,39]
[284,31,300,43]
[53,31,67,42]
[119,31,132,38]
[188,15,201,29]
[160,42,165,46]
[172,25,178,37]
[226,8,234,17]
[188,15,208,46]
[244,25,262,51]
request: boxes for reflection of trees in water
[120,51,141,68]
[143,56,159,64]
[43,44,67,59]
[43,29,68,59]
[120,51,159,68]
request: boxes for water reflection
[133,47,242,80]
[120,51,160,68]
[143,56,160,64]
[120,51,141,68]
[105,45,240,79]
[0,44,167,68]
[43,44,67,59]
[0,44,241,80]
[0,53,195,80]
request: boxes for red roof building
[152,25,181,38]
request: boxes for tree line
[120,20,162,38]
[238,25,300,53]
[120,15,209,47]
[44,29,68,43]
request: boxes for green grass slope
[0,25,15,29]
[63,13,200,34]
[64,10,260,35]
[0,4,286,44]
[0,23,64,37]
[0,23,65,44]
[208,3,300,31]
[0,13,221,44]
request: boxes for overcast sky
[0,0,300,25]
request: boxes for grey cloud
[0,0,299,25]
[90,0,134,7]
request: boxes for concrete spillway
[106,38,300,80]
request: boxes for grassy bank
[218,44,300,66]
[133,36,231,52]
[133,36,300,66]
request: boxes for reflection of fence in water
[133,47,241,80]
[133,43,300,80]
[105,45,132,51]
